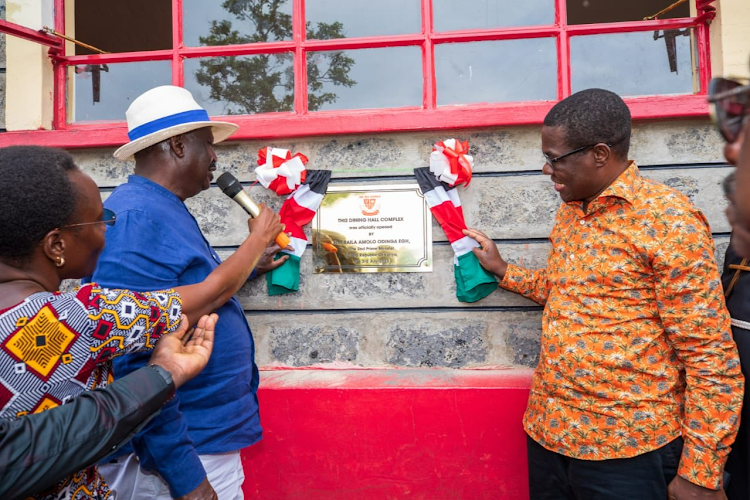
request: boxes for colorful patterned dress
[0,283,182,499]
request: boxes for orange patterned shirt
[501,163,744,489]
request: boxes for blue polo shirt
[90,175,262,497]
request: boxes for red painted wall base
[242,369,533,499]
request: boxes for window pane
[571,29,696,97]
[567,0,690,25]
[436,39,557,105]
[184,54,295,115]
[433,0,554,31]
[69,61,172,122]
[73,0,171,55]
[307,47,422,111]
[183,0,293,47]
[306,0,421,39]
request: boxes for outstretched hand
[149,313,217,389]
[463,228,508,279]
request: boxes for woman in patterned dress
[0,146,283,499]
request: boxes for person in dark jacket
[709,74,750,500]
[0,312,216,500]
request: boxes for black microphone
[216,172,290,248]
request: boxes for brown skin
[465,125,727,499]
[150,313,217,390]
[724,122,750,257]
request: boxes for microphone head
[216,172,243,198]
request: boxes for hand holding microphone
[217,172,290,248]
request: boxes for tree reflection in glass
[190,0,355,114]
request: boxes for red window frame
[0,0,715,149]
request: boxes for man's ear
[42,229,65,265]
[592,143,611,167]
[168,134,187,159]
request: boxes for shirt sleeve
[499,264,551,305]
[0,366,174,500]
[83,285,183,364]
[652,207,744,490]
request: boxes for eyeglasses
[708,77,750,143]
[60,208,117,229]
[543,143,610,166]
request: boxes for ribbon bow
[256,147,309,195]
[429,139,473,187]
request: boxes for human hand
[253,241,292,276]
[149,314,217,389]
[463,228,508,278]
[247,203,284,246]
[668,475,727,500]
[175,477,218,500]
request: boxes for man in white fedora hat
[90,85,289,500]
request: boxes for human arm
[653,208,743,492]
[251,241,291,276]
[175,203,283,324]
[0,314,216,500]
[463,228,551,304]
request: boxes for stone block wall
[71,119,731,370]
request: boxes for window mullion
[172,0,184,87]
[555,0,571,99]
[293,0,308,115]
[695,21,711,94]
[421,0,435,110]
[53,0,67,129]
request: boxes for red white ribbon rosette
[429,139,473,187]
[256,147,309,195]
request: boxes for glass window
[184,54,295,115]
[69,61,172,122]
[570,29,696,97]
[305,0,421,39]
[182,0,293,47]
[73,0,171,55]
[567,0,690,25]
[307,46,422,111]
[433,0,554,32]
[436,38,557,105]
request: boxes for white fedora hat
[114,85,239,161]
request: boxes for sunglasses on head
[60,208,117,229]
[708,77,750,143]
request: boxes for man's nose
[542,162,553,176]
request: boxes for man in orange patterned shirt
[466,89,743,500]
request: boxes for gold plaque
[312,184,432,273]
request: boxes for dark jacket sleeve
[0,365,175,500]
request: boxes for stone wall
[71,119,731,369]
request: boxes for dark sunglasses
[543,143,611,166]
[708,77,750,143]
[60,208,117,229]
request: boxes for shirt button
[547,398,554,404]
[547,359,553,365]
[552,321,558,326]
[579,220,586,226]
[569,254,575,261]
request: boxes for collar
[126,174,184,206]
[592,161,639,205]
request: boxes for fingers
[463,228,491,250]
[187,313,218,349]
[170,314,189,342]
[268,254,290,270]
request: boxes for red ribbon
[257,148,309,196]
[435,140,473,187]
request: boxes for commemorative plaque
[312,184,432,273]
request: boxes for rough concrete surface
[70,120,734,369]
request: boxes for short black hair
[544,88,631,160]
[0,146,78,264]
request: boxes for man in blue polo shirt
[93,86,287,500]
